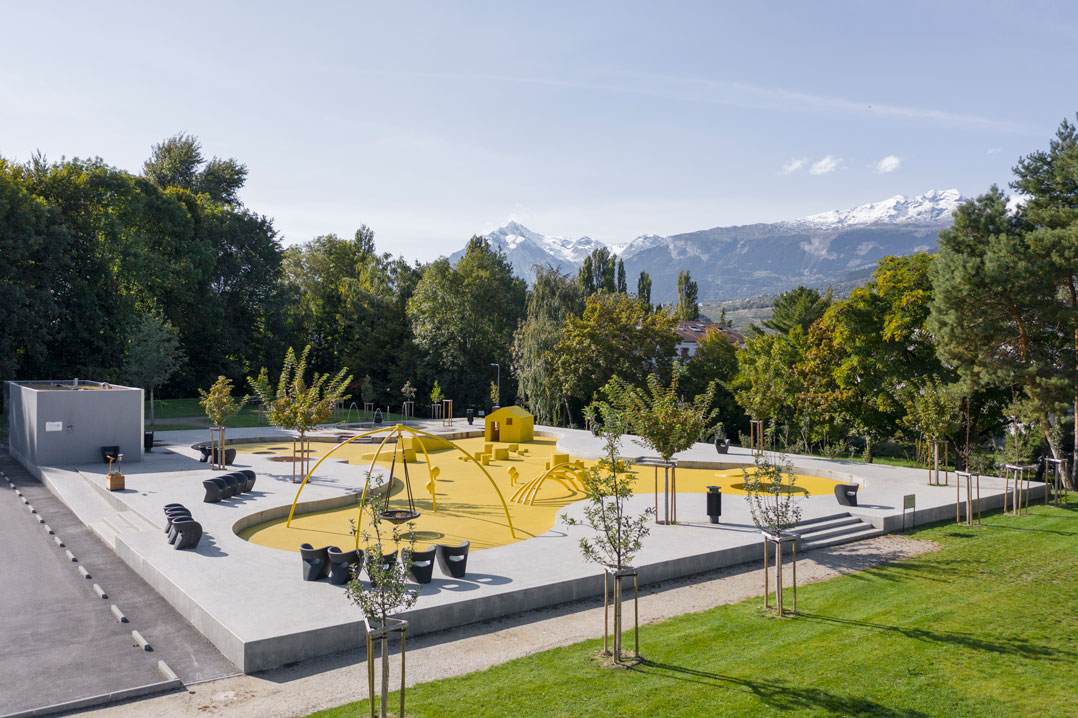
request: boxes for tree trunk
[1071,395,1078,491]
[1040,420,1060,463]
[380,634,389,718]
[1069,282,1078,491]
[149,385,155,426]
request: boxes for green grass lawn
[146,397,416,432]
[311,498,1078,718]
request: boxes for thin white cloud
[987,147,1002,154]
[874,155,902,174]
[356,70,1037,136]
[778,158,807,176]
[809,155,840,175]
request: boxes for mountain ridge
[449,189,964,301]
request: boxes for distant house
[675,321,746,359]
[484,405,534,443]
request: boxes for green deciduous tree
[676,269,699,321]
[512,267,585,425]
[743,451,803,534]
[578,247,617,295]
[554,294,678,423]
[617,370,718,462]
[735,331,803,428]
[284,229,417,407]
[408,237,525,408]
[637,270,652,309]
[681,327,743,436]
[561,379,653,663]
[800,254,940,459]
[125,312,185,426]
[199,375,246,427]
[249,345,352,480]
[898,376,961,467]
[0,160,70,380]
[345,496,418,718]
[143,133,248,204]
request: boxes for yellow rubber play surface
[236,435,843,553]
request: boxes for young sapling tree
[346,491,419,718]
[249,345,352,481]
[561,379,654,664]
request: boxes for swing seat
[379,510,420,524]
[378,434,421,523]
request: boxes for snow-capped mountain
[485,221,606,264]
[792,189,963,229]
[452,189,965,300]
[616,234,667,259]
[450,221,606,282]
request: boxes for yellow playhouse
[484,405,534,443]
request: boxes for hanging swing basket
[379,509,420,524]
[378,434,421,525]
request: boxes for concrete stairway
[34,467,160,551]
[91,510,160,550]
[793,512,881,550]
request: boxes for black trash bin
[144,431,155,452]
[466,409,474,425]
[373,408,383,425]
[706,486,722,524]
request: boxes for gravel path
[82,535,936,718]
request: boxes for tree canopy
[555,293,678,420]
[763,286,832,335]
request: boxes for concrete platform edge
[0,678,182,718]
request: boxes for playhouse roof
[487,405,533,421]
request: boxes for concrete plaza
[23,422,1042,674]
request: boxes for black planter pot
[715,438,730,454]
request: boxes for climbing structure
[284,424,517,545]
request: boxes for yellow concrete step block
[493,448,509,460]
[481,455,490,465]
[507,443,519,452]
[484,443,494,454]
[551,453,569,466]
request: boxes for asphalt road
[0,450,237,717]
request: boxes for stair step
[88,520,119,549]
[794,512,851,527]
[794,516,862,536]
[796,515,860,530]
[796,523,868,542]
[118,510,159,532]
[801,526,882,551]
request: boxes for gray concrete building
[5,380,143,473]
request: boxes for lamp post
[490,363,500,408]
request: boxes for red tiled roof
[676,321,746,348]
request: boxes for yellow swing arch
[284,424,517,546]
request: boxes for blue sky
[2,1,1075,260]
